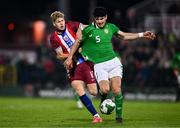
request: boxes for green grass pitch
[0,97,180,128]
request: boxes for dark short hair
[93,7,107,17]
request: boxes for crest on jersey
[104,28,109,34]
[63,35,69,42]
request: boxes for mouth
[97,23,104,28]
[98,23,103,26]
[59,26,65,30]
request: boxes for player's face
[94,15,107,28]
[53,17,65,31]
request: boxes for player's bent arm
[79,23,88,30]
[76,27,83,41]
[76,23,87,40]
[64,39,81,69]
[55,47,69,61]
[68,39,81,59]
[56,52,69,61]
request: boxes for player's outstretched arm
[117,30,156,40]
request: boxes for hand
[173,69,179,77]
[64,57,73,70]
[78,47,82,53]
[143,31,156,40]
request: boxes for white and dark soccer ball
[100,99,116,115]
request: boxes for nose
[97,20,102,24]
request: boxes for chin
[98,24,105,28]
[99,25,104,28]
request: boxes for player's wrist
[68,56,73,60]
[138,32,144,38]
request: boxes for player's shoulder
[49,31,59,45]
[66,21,81,33]
[66,21,80,26]
[50,31,56,39]
[83,23,95,32]
[106,22,117,28]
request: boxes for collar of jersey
[92,22,107,29]
[92,22,99,29]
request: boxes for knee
[71,81,85,96]
[87,83,98,96]
[99,80,110,94]
[112,87,120,96]
[75,88,85,96]
[101,87,110,94]
[89,89,98,96]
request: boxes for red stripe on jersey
[66,23,77,40]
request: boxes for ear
[105,15,108,20]
[53,22,56,27]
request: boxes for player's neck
[93,22,106,29]
[56,29,65,35]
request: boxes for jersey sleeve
[109,23,119,35]
[81,24,92,42]
[50,34,60,50]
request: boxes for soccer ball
[100,99,116,115]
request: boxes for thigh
[94,64,109,83]
[109,65,123,79]
[109,57,123,79]
[70,63,94,83]
[79,62,96,84]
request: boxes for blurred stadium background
[0,0,180,101]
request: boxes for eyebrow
[95,17,104,20]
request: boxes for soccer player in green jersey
[171,52,180,102]
[65,7,155,123]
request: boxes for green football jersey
[81,23,119,64]
[171,53,180,72]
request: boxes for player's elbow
[57,55,66,60]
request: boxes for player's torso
[55,25,76,53]
[81,23,116,63]
[50,22,85,64]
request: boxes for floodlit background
[0,0,180,101]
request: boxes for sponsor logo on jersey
[104,28,109,34]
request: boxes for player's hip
[94,57,122,71]
[69,62,96,84]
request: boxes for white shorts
[94,57,123,83]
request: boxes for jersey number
[95,36,100,43]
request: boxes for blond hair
[50,11,64,23]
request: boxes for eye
[95,17,104,21]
